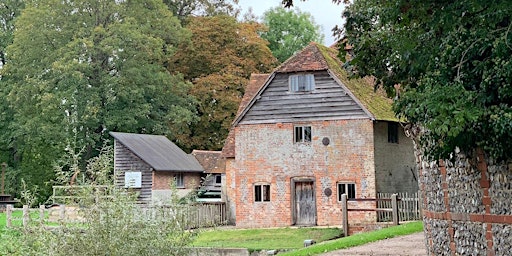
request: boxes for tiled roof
[221,74,270,158]
[275,43,329,73]
[110,132,204,172]
[191,150,225,174]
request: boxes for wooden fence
[4,202,227,229]
[141,202,228,229]
[340,192,421,237]
[52,185,112,204]
[377,192,421,222]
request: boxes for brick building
[222,43,417,228]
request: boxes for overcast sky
[237,0,347,46]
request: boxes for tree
[0,0,25,68]
[0,0,197,200]
[260,7,324,63]
[342,0,512,160]
[169,16,277,151]
[163,0,240,23]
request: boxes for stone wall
[420,148,512,256]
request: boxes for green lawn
[1,210,423,255]
[192,227,343,251]
[280,221,424,255]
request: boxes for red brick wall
[153,171,201,190]
[227,119,377,228]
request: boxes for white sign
[124,171,142,188]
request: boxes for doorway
[292,179,316,226]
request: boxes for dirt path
[320,232,427,256]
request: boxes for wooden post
[6,204,12,228]
[39,205,45,225]
[1,162,6,195]
[60,204,66,221]
[391,194,399,225]
[342,194,348,237]
[23,205,29,227]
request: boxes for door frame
[291,176,317,226]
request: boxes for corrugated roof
[110,132,204,172]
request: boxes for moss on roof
[316,43,398,122]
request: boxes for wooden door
[294,181,316,225]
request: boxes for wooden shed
[110,132,204,203]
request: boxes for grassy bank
[280,221,424,255]
[192,227,343,251]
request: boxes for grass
[1,210,423,255]
[280,221,424,255]
[192,227,343,252]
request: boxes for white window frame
[175,172,184,188]
[254,183,270,202]
[337,182,356,201]
[294,125,312,143]
[289,74,315,92]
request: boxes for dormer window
[289,74,315,92]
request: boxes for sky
[236,0,347,46]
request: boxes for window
[295,126,312,143]
[388,122,399,143]
[175,173,184,188]
[289,74,315,92]
[337,183,356,201]
[254,184,270,202]
[215,174,222,184]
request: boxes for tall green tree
[260,7,324,63]
[169,16,277,151]
[1,0,196,199]
[342,0,512,160]
[0,0,25,68]
[163,0,239,23]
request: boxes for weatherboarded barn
[222,43,417,228]
[110,132,204,203]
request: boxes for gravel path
[319,232,427,256]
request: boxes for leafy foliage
[261,7,324,62]
[343,0,512,160]
[170,15,277,151]
[1,143,195,256]
[0,0,198,200]
[1,189,196,256]
[163,0,240,23]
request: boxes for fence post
[40,205,45,225]
[342,194,348,237]
[23,205,29,227]
[391,194,399,225]
[6,204,12,228]
[60,204,66,221]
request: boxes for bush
[2,187,196,256]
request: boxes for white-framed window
[215,174,222,184]
[254,183,270,202]
[388,122,399,144]
[337,182,356,201]
[294,126,312,143]
[175,172,184,188]
[289,74,315,92]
